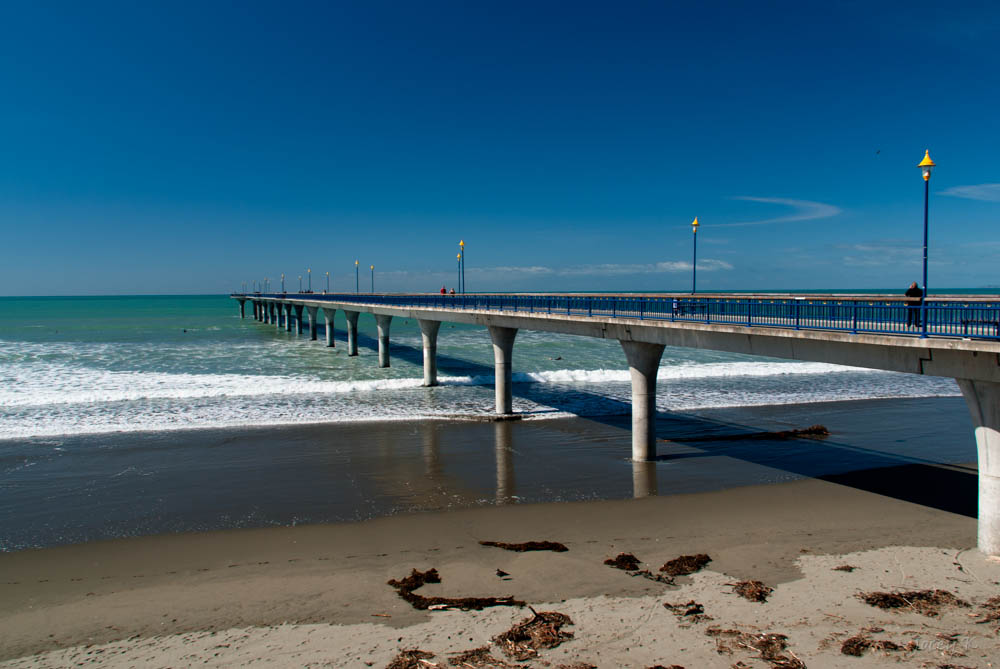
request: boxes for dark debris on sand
[832,565,856,572]
[663,600,713,624]
[840,633,916,657]
[706,628,805,668]
[858,589,970,617]
[555,663,597,669]
[729,580,773,603]
[493,607,575,661]
[681,425,830,442]
[387,568,525,611]
[447,646,517,668]
[386,648,437,669]
[660,554,712,577]
[975,594,1000,625]
[479,540,569,552]
[604,552,641,571]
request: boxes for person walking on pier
[905,281,923,328]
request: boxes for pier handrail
[233,292,1000,341]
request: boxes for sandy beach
[3,463,997,667]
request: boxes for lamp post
[459,239,465,294]
[355,260,359,294]
[326,271,330,293]
[918,150,936,338]
[457,253,462,291]
[307,268,312,292]
[298,275,302,293]
[281,273,285,293]
[691,217,699,294]
[370,265,375,293]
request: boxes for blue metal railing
[233,293,1000,340]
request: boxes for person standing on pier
[905,281,923,328]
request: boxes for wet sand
[2,463,996,666]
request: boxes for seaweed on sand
[493,607,575,661]
[447,646,517,668]
[729,580,773,603]
[840,633,916,657]
[663,600,713,624]
[386,648,438,669]
[604,552,641,570]
[387,568,525,611]
[659,554,712,577]
[858,589,970,617]
[706,628,805,668]
[479,540,569,552]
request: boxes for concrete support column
[294,305,304,335]
[238,299,246,319]
[264,303,271,324]
[632,461,658,498]
[322,308,337,347]
[275,303,282,329]
[958,379,1000,556]
[620,340,666,462]
[344,311,359,356]
[307,306,318,341]
[253,302,259,320]
[375,314,392,368]
[284,304,293,332]
[488,326,518,415]
[417,319,441,386]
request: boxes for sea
[0,294,978,551]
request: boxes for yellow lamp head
[370,265,374,270]
[459,240,465,248]
[691,216,700,232]
[355,260,359,266]
[457,253,462,260]
[918,150,935,181]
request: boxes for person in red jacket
[440,286,447,295]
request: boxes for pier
[233,291,1000,556]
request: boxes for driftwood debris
[446,646,518,668]
[976,594,1000,624]
[680,425,830,442]
[659,554,712,577]
[706,628,805,668]
[840,633,916,657]
[385,648,438,669]
[663,600,713,624]
[479,540,568,552]
[730,580,773,603]
[858,589,970,617]
[387,568,525,611]
[493,607,575,661]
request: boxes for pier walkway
[232,292,1000,555]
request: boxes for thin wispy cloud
[940,183,1000,202]
[712,197,841,227]
[475,260,733,276]
[835,240,920,268]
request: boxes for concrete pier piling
[620,340,666,461]
[958,379,1000,555]
[375,314,392,368]
[418,319,441,386]
[275,303,282,329]
[238,299,246,319]
[344,310,359,356]
[294,306,304,335]
[307,306,318,341]
[488,326,518,415]
[284,304,293,332]
[323,308,337,347]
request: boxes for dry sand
[2,471,998,668]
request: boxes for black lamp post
[691,217,699,294]
[918,150,936,338]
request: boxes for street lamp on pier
[298,275,302,293]
[281,273,285,293]
[918,150,936,338]
[691,217,699,294]
[326,271,330,293]
[457,253,462,291]
[459,239,466,294]
[307,268,312,292]
[370,264,375,293]
[355,260,359,293]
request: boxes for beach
[2,466,996,667]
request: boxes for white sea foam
[0,360,874,408]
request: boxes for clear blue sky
[1,0,998,295]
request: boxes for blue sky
[1,1,998,295]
